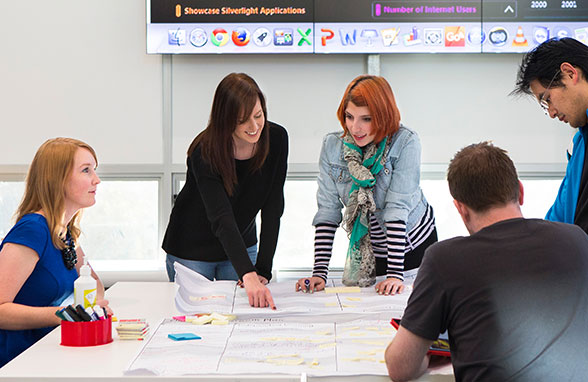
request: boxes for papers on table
[125,319,234,376]
[174,262,235,314]
[173,262,411,319]
[123,263,451,377]
[125,318,395,377]
[116,319,149,340]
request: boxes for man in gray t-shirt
[385,142,588,381]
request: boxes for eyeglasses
[539,70,561,115]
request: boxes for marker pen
[86,306,99,321]
[61,309,75,322]
[93,305,106,320]
[55,308,68,321]
[304,278,311,293]
[75,304,93,321]
[65,305,82,322]
[173,314,204,322]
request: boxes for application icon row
[168,24,588,52]
[319,26,588,48]
[168,27,312,47]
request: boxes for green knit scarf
[341,135,387,287]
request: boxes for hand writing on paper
[242,272,276,309]
[375,277,404,295]
[295,276,325,293]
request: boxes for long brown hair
[337,75,401,143]
[188,73,270,196]
[16,137,98,250]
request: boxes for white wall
[380,53,572,167]
[0,1,163,166]
[171,54,573,170]
[171,54,365,165]
[0,1,573,171]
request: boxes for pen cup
[60,315,113,347]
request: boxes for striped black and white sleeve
[386,220,407,281]
[311,222,338,281]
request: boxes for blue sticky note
[168,333,201,341]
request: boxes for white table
[0,282,454,382]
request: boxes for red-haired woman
[296,75,437,295]
[163,73,288,309]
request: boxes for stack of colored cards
[115,319,149,340]
[173,312,236,325]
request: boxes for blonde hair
[16,138,98,250]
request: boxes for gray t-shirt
[401,218,588,381]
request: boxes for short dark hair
[447,142,519,212]
[513,38,588,96]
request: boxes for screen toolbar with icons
[147,0,588,53]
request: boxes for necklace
[60,227,77,270]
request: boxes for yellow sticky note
[189,315,213,325]
[325,287,361,294]
[267,354,299,359]
[358,349,383,355]
[315,330,333,336]
[352,339,389,346]
[348,332,366,337]
[211,320,228,325]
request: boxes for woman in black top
[163,73,288,309]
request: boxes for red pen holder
[61,316,113,347]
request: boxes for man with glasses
[513,37,588,233]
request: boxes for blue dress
[0,214,78,367]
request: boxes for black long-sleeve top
[162,122,288,280]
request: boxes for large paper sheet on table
[125,264,455,377]
[173,262,413,320]
[125,317,396,377]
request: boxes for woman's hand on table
[375,277,405,295]
[242,272,276,309]
[295,276,325,293]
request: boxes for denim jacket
[313,125,429,233]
